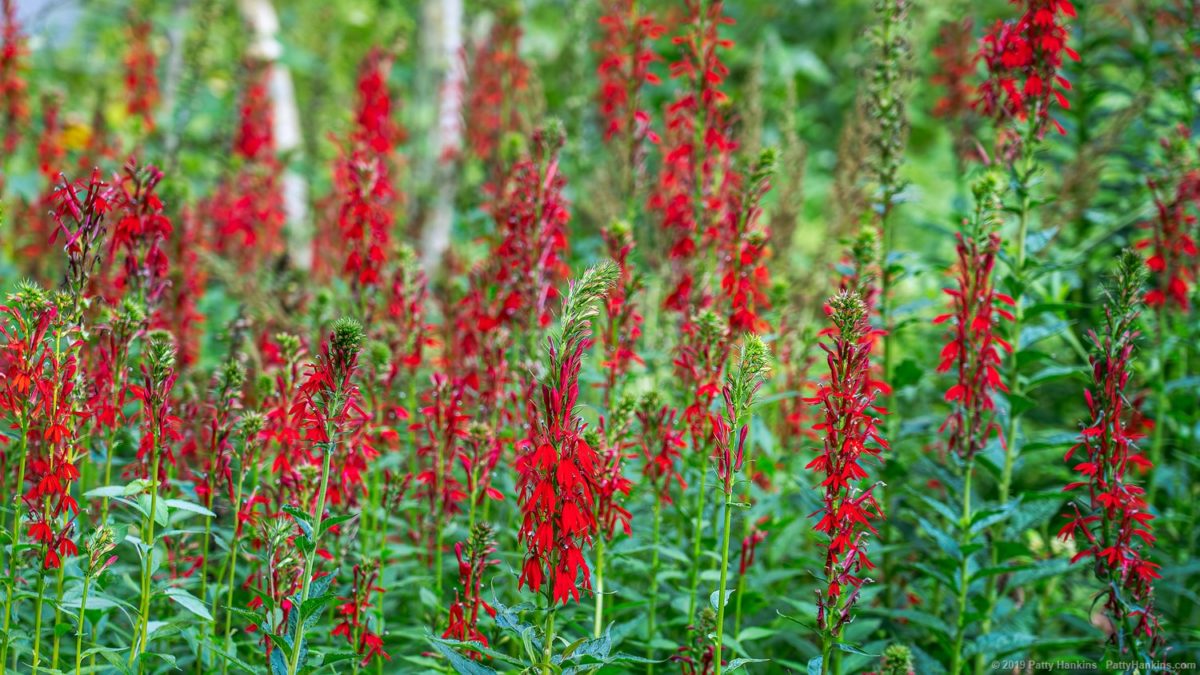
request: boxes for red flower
[103,159,173,314]
[1136,129,1199,312]
[443,524,500,659]
[123,18,159,130]
[515,263,617,605]
[637,396,688,505]
[934,182,1013,458]
[595,0,664,146]
[332,563,389,667]
[1057,252,1163,657]
[330,49,403,301]
[974,0,1078,137]
[808,291,887,636]
[599,222,644,407]
[211,60,287,268]
[0,0,29,155]
[932,18,976,121]
[463,13,529,178]
[649,0,738,313]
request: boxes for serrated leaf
[728,657,769,671]
[282,505,313,540]
[808,656,822,675]
[319,513,357,536]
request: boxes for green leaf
[166,589,213,621]
[917,517,960,560]
[432,642,499,675]
[965,631,1036,658]
[728,657,769,672]
[834,642,877,657]
[300,594,337,624]
[969,502,1018,536]
[282,505,313,539]
[319,513,357,536]
[807,656,822,675]
[735,626,777,642]
[84,485,130,499]
[164,499,216,518]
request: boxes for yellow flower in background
[61,118,92,151]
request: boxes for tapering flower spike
[515,260,619,606]
[1058,251,1164,661]
[934,172,1015,459]
[807,290,888,643]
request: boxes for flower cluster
[1138,129,1199,311]
[932,18,976,121]
[807,291,887,635]
[636,392,687,505]
[212,61,287,267]
[652,0,737,313]
[105,159,173,313]
[443,523,500,655]
[673,309,732,456]
[712,335,770,488]
[333,49,401,297]
[975,0,1079,136]
[332,563,389,666]
[596,0,664,147]
[1058,252,1163,656]
[933,174,1014,458]
[721,150,775,333]
[600,220,644,406]
[484,123,572,333]
[463,12,530,178]
[0,0,27,155]
[123,18,158,130]
[515,261,617,605]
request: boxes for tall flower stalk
[515,261,617,673]
[286,318,366,675]
[1058,251,1163,665]
[710,335,769,675]
[933,174,1013,675]
[975,0,1079,638]
[636,391,686,659]
[129,330,179,665]
[217,412,265,675]
[807,291,887,675]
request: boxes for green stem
[75,575,91,675]
[196,512,214,673]
[540,605,556,675]
[713,489,734,675]
[1147,311,1168,504]
[0,419,30,669]
[287,445,335,675]
[31,562,46,674]
[132,427,162,666]
[218,458,249,675]
[593,537,605,639]
[821,634,834,675]
[686,460,708,625]
[646,496,662,672]
[50,563,65,670]
[951,462,974,675]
